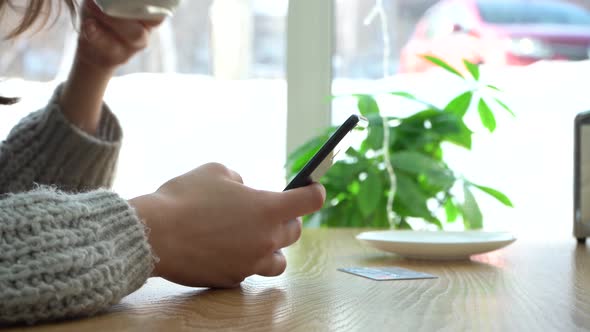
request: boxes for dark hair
[0,96,19,105]
[0,0,78,105]
[0,0,77,38]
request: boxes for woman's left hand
[58,1,163,135]
[76,0,162,71]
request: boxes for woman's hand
[76,0,162,70]
[129,163,326,288]
[59,0,162,135]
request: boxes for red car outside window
[399,0,590,73]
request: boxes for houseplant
[286,56,514,230]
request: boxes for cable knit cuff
[0,187,153,325]
[0,84,123,193]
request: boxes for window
[2,0,590,233]
[326,0,590,232]
[477,0,590,25]
[426,6,453,39]
[0,0,291,198]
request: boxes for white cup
[94,0,181,20]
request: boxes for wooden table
[9,229,590,331]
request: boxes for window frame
[285,0,333,155]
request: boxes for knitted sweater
[0,86,153,325]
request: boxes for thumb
[271,183,326,221]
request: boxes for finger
[255,250,287,277]
[79,19,128,65]
[95,17,149,50]
[268,183,326,221]
[86,0,150,50]
[276,218,302,249]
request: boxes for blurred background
[2,0,589,79]
[1,0,590,236]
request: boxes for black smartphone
[284,114,368,191]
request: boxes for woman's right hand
[129,163,326,288]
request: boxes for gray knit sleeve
[0,84,122,194]
[0,86,154,325]
[0,187,154,325]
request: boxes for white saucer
[356,230,516,260]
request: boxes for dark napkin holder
[574,111,590,243]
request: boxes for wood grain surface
[6,229,590,332]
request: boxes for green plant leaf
[443,119,473,149]
[427,217,444,230]
[320,200,352,227]
[444,198,459,222]
[463,59,480,80]
[322,205,346,227]
[364,114,385,151]
[371,195,390,228]
[346,202,366,227]
[285,128,334,176]
[398,219,413,230]
[444,91,473,117]
[348,180,360,195]
[394,110,450,151]
[423,170,456,191]
[430,144,444,161]
[486,84,501,91]
[478,99,497,132]
[390,91,418,99]
[422,55,464,79]
[461,185,483,229]
[391,151,448,176]
[356,94,380,116]
[323,160,360,197]
[429,112,463,136]
[494,98,516,117]
[444,91,473,150]
[472,183,514,207]
[404,109,443,123]
[395,172,433,220]
[365,126,385,151]
[357,169,384,218]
